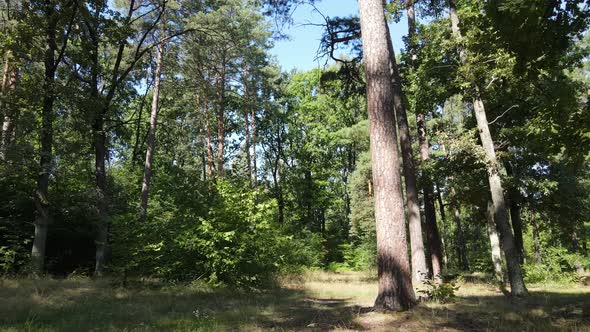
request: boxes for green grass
[1,272,589,331]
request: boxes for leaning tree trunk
[358,0,416,311]
[386,7,429,284]
[487,201,506,291]
[139,43,164,222]
[449,0,527,296]
[473,98,527,296]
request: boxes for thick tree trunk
[487,201,505,290]
[139,44,164,222]
[216,63,226,177]
[449,0,527,296]
[359,0,416,311]
[386,8,428,284]
[32,87,54,274]
[242,66,252,186]
[31,13,60,274]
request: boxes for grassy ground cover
[1,271,589,331]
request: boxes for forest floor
[1,271,589,331]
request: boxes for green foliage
[344,241,376,271]
[418,279,460,303]
[523,247,588,284]
[110,176,323,288]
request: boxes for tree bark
[472,98,527,296]
[93,109,109,277]
[1,66,18,159]
[0,52,9,144]
[31,4,68,273]
[242,66,252,186]
[87,9,109,276]
[505,163,524,263]
[449,0,527,296]
[204,93,213,180]
[251,99,257,186]
[358,0,416,311]
[273,118,284,225]
[32,34,57,274]
[435,186,449,267]
[487,201,506,290]
[216,61,226,177]
[139,43,164,222]
[386,4,428,284]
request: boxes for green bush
[523,247,586,283]
[418,279,459,303]
[110,179,323,288]
[341,241,376,271]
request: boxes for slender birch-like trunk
[139,43,164,222]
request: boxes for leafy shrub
[418,279,459,303]
[110,179,323,288]
[523,247,586,283]
[342,241,376,271]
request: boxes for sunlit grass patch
[1,273,589,331]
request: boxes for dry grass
[1,272,589,331]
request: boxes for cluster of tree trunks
[449,0,527,296]
[357,0,532,308]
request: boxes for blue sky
[269,0,408,72]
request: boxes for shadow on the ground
[1,279,589,331]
